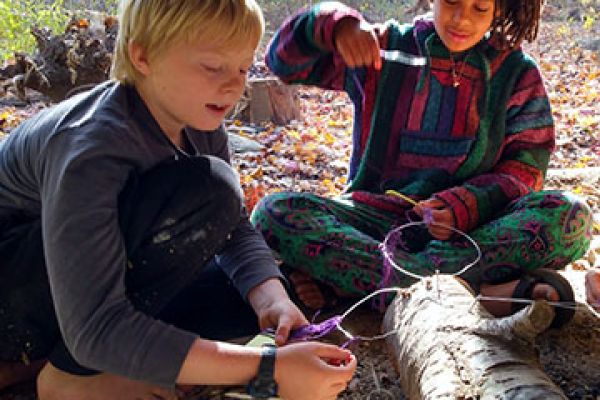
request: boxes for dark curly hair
[491,0,544,48]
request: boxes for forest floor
[0,7,599,400]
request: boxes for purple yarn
[261,316,355,349]
[376,226,407,311]
[376,214,432,310]
[352,72,366,100]
[422,208,434,224]
[341,337,358,349]
[287,315,343,343]
[352,71,367,112]
[379,245,394,288]
[262,216,440,345]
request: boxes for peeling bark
[382,276,567,399]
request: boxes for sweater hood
[412,14,501,57]
[409,14,497,94]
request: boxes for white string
[333,287,599,346]
[328,220,599,344]
[475,295,579,309]
[380,49,427,66]
[477,295,600,317]
[337,287,404,341]
[380,221,482,280]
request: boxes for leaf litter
[0,11,599,400]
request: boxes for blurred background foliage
[0,0,598,60]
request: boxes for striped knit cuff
[434,187,480,233]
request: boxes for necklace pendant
[451,68,460,88]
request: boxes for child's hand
[275,342,356,400]
[585,268,600,311]
[413,198,455,240]
[256,297,309,346]
[247,278,310,345]
[333,18,382,70]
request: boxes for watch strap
[246,343,278,398]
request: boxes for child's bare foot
[37,362,181,400]
[0,359,46,390]
[289,271,327,310]
[480,280,559,317]
[287,271,355,310]
[585,268,600,311]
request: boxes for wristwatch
[246,343,278,398]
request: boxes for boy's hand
[585,268,600,311]
[333,17,382,70]
[247,278,309,345]
[413,198,455,240]
[275,342,356,400]
[256,297,308,346]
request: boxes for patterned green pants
[250,190,592,295]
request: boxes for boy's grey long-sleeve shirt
[0,82,282,385]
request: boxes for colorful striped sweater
[266,2,555,232]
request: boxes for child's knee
[555,191,593,246]
[163,156,243,231]
[206,157,243,201]
[200,156,243,221]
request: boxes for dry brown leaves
[524,21,599,170]
[230,88,353,212]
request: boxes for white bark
[382,275,567,399]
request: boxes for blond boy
[0,1,356,399]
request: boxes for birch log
[382,275,567,399]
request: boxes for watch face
[265,381,278,395]
[248,378,278,397]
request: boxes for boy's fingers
[330,382,349,396]
[336,353,357,376]
[331,382,347,390]
[275,317,292,344]
[315,343,352,359]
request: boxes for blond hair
[111,0,264,85]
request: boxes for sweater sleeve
[39,127,196,386]
[433,65,555,232]
[265,1,363,90]
[206,127,284,298]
